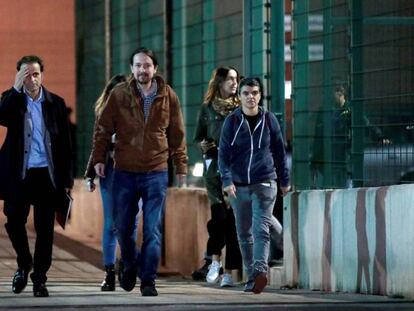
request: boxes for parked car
[362,122,414,186]
[364,143,414,186]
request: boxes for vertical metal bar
[163,0,172,266]
[292,0,310,189]
[350,0,364,187]
[164,0,174,189]
[203,1,215,78]
[243,0,252,76]
[271,0,285,130]
[104,0,111,82]
[264,1,271,110]
[322,0,333,187]
[164,0,172,84]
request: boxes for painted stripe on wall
[373,186,388,295]
[322,191,333,291]
[356,188,371,293]
[283,185,414,297]
[290,191,300,286]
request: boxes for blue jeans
[99,163,138,266]
[112,169,168,282]
[229,180,277,280]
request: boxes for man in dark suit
[0,55,73,297]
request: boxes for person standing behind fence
[84,74,138,291]
[193,66,243,287]
[311,85,389,189]
[219,77,290,294]
[91,47,188,296]
[0,55,73,297]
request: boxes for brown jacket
[91,76,188,174]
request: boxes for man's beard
[138,74,151,85]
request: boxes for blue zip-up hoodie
[218,106,290,188]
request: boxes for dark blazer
[0,87,74,212]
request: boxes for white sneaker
[220,273,234,287]
[206,260,221,283]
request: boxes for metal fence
[291,0,414,189]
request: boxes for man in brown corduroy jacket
[91,47,187,297]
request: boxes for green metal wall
[76,0,167,177]
[242,0,287,114]
[292,0,414,190]
[76,0,106,177]
[172,1,243,172]
[111,0,166,73]
[75,0,285,181]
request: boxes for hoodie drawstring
[231,114,244,146]
[258,113,265,149]
[231,113,266,148]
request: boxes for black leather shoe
[140,280,158,297]
[12,267,31,294]
[33,283,49,297]
[191,259,211,281]
[119,266,136,292]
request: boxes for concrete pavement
[1,222,414,310]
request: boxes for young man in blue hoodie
[218,77,290,294]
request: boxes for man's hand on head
[14,64,28,91]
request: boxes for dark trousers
[4,167,57,284]
[204,173,242,271]
[207,203,242,270]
